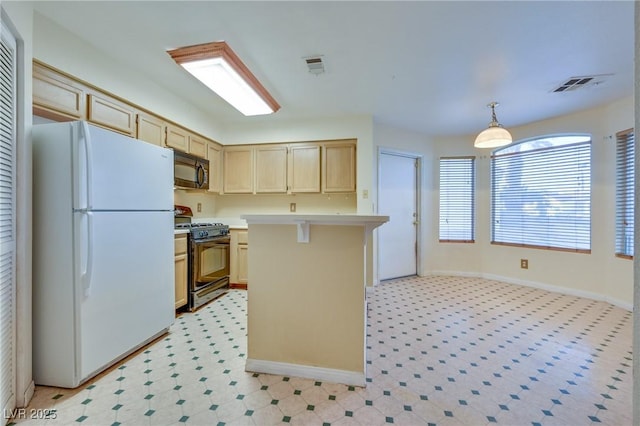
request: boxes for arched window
[491,135,591,252]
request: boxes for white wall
[430,97,634,309]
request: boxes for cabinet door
[87,93,136,136]
[255,145,288,193]
[229,229,248,285]
[33,63,85,121]
[174,235,188,309]
[166,124,189,152]
[136,112,165,146]
[174,252,188,309]
[189,134,207,158]
[288,144,320,193]
[237,245,249,285]
[223,148,254,193]
[322,141,356,193]
[207,142,222,194]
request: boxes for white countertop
[240,214,389,243]
[240,214,389,226]
[192,217,248,228]
[174,229,189,235]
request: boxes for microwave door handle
[196,163,207,188]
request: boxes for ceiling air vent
[552,74,611,93]
[305,56,325,75]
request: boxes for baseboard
[429,270,633,311]
[229,283,247,290]
[245,358,366,387]
[19,380,35,408]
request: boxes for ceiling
[29,1,635,137]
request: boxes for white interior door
[378,151,418,280]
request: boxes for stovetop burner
[175,222,225,228]
[176,222,229,239]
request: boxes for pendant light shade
[474,102,512,148]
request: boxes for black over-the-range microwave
[174,150,209,190]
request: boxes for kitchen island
[241,214,388,387]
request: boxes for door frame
[376,147,422,283]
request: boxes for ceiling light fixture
[167,41,280,116]
[474,102,512,148]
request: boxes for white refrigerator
[32,121,175,388]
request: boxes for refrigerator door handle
[79,121,94,210]
[80,211,94,297]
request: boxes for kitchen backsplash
[214,193,357,216]
[174,190,356,220]
[173,189,217,218]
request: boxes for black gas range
[175,222,231,311]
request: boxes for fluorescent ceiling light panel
[168,41,280,116]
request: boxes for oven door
[192,236,230,289]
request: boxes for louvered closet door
[0,23,17,416]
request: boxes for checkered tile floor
[9,276,633,425]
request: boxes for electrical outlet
[362,189,369,199]
[197,202,202,213]
[520,259,529,269]
[290,203,296,212]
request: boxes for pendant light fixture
[474,102,512,148]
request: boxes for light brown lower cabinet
[237,244,249,285]
[174,234,188,309]
[230,229,248,287]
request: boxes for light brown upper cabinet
[87,93,136,136]
[136,112,165,146]
[322,140,356,193]
[207,141,223,194]
[165,124,190,152]
[288,144,321,193]
[223,147,254,194]
[188,134,207,158]
[255,145,288,193]
[33,62,85,121]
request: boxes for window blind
[491,136,591,252]
[439,156,475,242]
[615,128,634,258]
[0,21,17,415]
